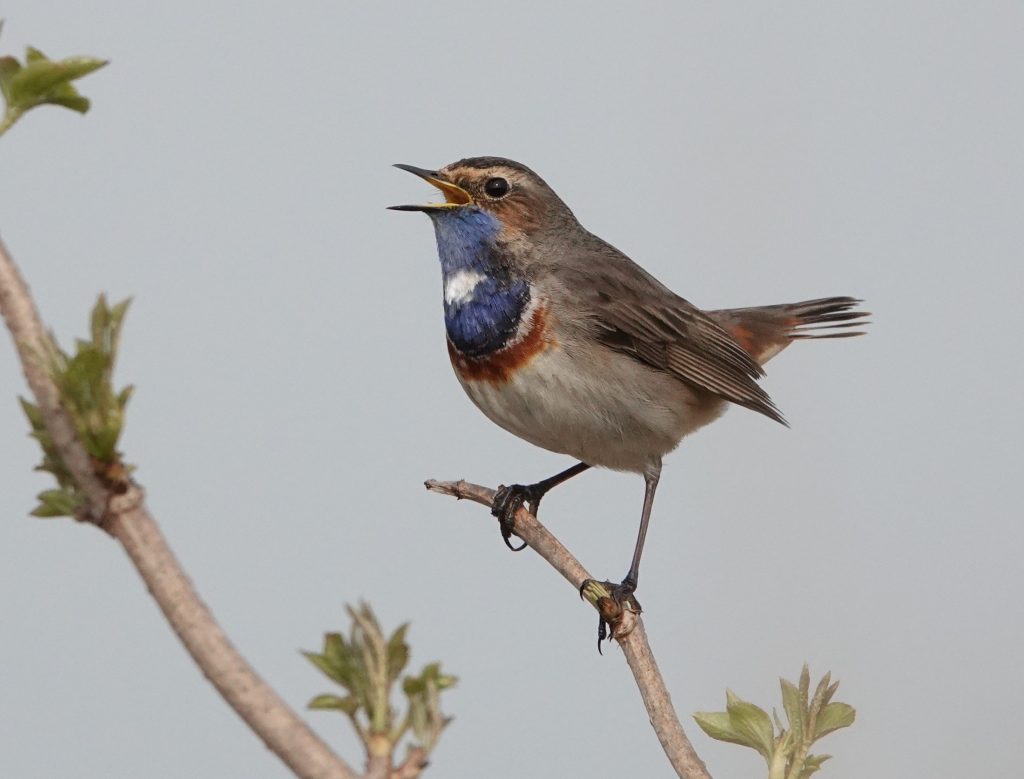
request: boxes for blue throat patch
[429,207,530,357]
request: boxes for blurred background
[1,3,1021,777]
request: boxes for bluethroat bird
[391,157,868,613]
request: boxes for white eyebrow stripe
[444,269,488,305]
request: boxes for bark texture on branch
[425,478,712,779]
[107,488,358,779]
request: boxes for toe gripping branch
[489,462,592,552]
[580,579,642,654]
[490,483,544,552]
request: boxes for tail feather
[708,296,870,365]
[782,297,871,338]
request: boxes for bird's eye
[483,177,510,199]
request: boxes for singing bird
[391,157,867,609]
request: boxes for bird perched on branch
[391,157,867,619]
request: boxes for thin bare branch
[424,478,712,779]
[0,236,359,779]
[622,618,712,779]
[106,487,359,779]
[425,479,588,585]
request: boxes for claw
[580,577,643,653]
[491,484,533,552]
[487,463,590,554]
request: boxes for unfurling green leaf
[302,649,349,688]
[813,702,855,740]
[824,679,841,705]
[810,671,833,716]
[725,693,775,760]
[30,489,82,518]
[780,678,804,743]
[694,691,774,761]
[0,55,19,94]
[18,397,42,428]
[801,753,832,779]
[7,49,106,104]
[307,694,359,715]
[403,660,457,753]
[386,622,410,683]
[693,711,742,744]
[0,57,20,104]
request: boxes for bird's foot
[491,482,547,552]
[579,577,642,654]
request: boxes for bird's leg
[614,462,661,602]
[582,461,661,651]
[491,462,590,551]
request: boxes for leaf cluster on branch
[694,665,855,779]
[20,295,133,518]
[304,604,456,767]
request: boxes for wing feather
[558,254,786,424]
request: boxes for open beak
[388,164,474,212]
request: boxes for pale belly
[452,342,727,473]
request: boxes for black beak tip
[391,163,444,211]
[393,163,438,179]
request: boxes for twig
[424,479,712,779]
[0,236,359,779]
[425,480,588,585]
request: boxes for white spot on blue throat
[444,269,487,305]
[427,206,530,357]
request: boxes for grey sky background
[2,3,1021,777]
